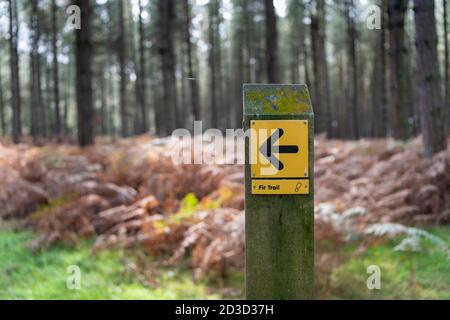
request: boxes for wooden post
[244,84,314,299]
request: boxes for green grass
[321,226,450,299]
[1,225,449,300]
[0,229,222,299]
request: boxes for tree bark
[388,0,409,140]
[208,0,223,129]
[288,0,306,84]
[137,0,148,133]
[30,0,44,142]
[75,0,94,146]
[311,0,331,135]
[232,0,245,128]
[158,0,177,135]
[0,61,5,135]
[183,0,201,123]
[345,0,359,140]
[413,0,447,158]
[443,0,449,130]
[371,0,388,137]
[8,0,21,143]
[51,0,61,140]
[118,0,129,137]
[99,66,107,135]
[264,0,279,83]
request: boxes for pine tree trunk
[311,0,331,135]
[338,54,346,138]
[137,0,148,133]
[51,0,61,140]
[289,0,303,83]
[346,0,359,140]
[75,0,94,146]
[372,0,388,137]
[388,0,409,140]
[118,0,128,137]
[9,0,21,143]
[243,1,252,82]
[106,1,115,136]
[208,0,219,129]
[413,0,447,158]
[99,67,107,135]
[30,0,44,142]
[183,0,201,122]
[443,0,449,130]
[379,0,388,137]
[264,0,279,83]
[232,0,245,128]
[0,61,5,135]
[158,0,177,135]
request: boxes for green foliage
[0,230,221,299]
[178,192,199,214]
[30,193,78,220]
[319,227,450,299]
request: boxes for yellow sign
[252,179,309,195]
[251,120,308,179]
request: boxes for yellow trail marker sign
[250,120,309,194]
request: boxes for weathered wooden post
[244,84,314,299]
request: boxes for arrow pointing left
[259,128,299,171]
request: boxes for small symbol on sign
[259,128,299,171]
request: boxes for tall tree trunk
[243,1,252,82]
[183,0,200,123]
[288,0,306,84]
[311,0,331,135]
[137,0,148,133]
[158,0,177,135]
[208,0,222,129]
[303,29,311,96]
[0,61,5,135]
[118,0,128,137]
[30,0,44,142]
[388,0,409,140]
[208,3,217,129]
[371,0,388,137]
[75,0,94,146]
[99,66,107,135]
[338,54,346,138]
[8,0,21,143]
[106,0,115,136]
[44,57,51,137]
[345,0,359,140]
[51,0,61,140]
[264,0,279,82]
[288,0,299,83]
[127,5,139,135]
[413,0,447,158]
[443,0,449,130]
[379,0,388,137]
[63,89,68,136]
[214,2,224,130]
[232,0,245,128]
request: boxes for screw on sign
[244,84,314,299]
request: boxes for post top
[243,84,313,116]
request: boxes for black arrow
[259,128,299,170]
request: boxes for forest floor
[1,224,449,299]
[1,135,450,299]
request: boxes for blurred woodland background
[0,0,450,299]
[0,0,448,151]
